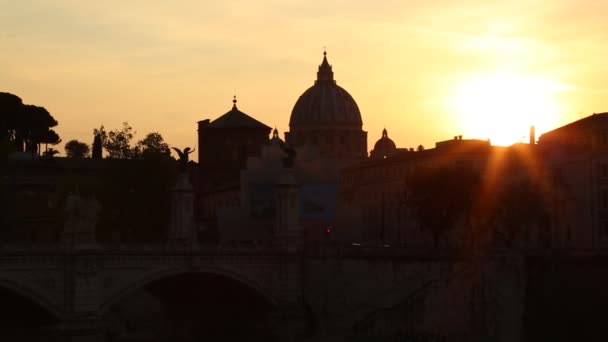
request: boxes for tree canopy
[0,92,60,154]
[0,92,22,141]
[136,132,170,157]
[494,177,550,247]
[92,133,103,159]
[64,140,90,158]
[94,123,171,160]
[405,164,481,247]
[96,122,135,159]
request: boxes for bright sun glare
[449,72,564,145]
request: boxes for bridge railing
[0,241,600,258]
[0,241,289,255]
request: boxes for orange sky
[2,1,608,159]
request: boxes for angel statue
[172,147,195,170]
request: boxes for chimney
[529,126,536,145]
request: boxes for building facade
[338,137,498,247]
[539,113,608,249]
[197,53,369,243]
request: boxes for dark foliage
[97,122,136,159]
[42,148,59,159]
[0,92,22,142]
[405,165,481,246]
[92,133,103,159]
[64,139,90,158]
[494,177,550,247]
[136,132,170,157]
[0,92,60,154]
[16,104,59,154]
[93,124,171,161]
[39,129,62,153]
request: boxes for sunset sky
[2,1,608,159]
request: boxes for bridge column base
[272,302,311,342]
[49,315,104,342]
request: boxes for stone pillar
[169,172,196,245]
[271,302,309,342]
[62,193,100,247]
[49,315,104,342]
[274,169,302,250]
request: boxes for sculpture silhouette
[172,147,195,170]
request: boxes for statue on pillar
[171,146,195,172]
[274,170,303,250]
[63,190,101,245]
[169,171,196,246]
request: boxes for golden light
[449,72,564,145]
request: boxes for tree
[42,148,59,159]
[0,92,23,143]
[135,132,170,157]
[0,93,60,154]
[39,129,61,153]
[92,132,103,159]
[102,122,136,159]
[404,165,481,247]
[494,177,550,247]
[64,140,90,158]
[18,104,59,154]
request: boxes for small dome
[289,52,362,128]
[371,128,396,159]
[269,127,284,145]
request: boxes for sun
[448,72,564,145]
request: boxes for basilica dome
[289,52,362,128]
[286,52,367,159]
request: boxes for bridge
[0,240,528,342]
[1,167,534,341]
[0,242,309,341]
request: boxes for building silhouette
[197,52,369,242]
[197,96,272,192]
[286,51,367,160]
[539,112,608,249]
[6,53,608,342]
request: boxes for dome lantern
[316,51,335,84]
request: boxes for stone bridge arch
[100,265,279,315]
[0,277,63,319]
